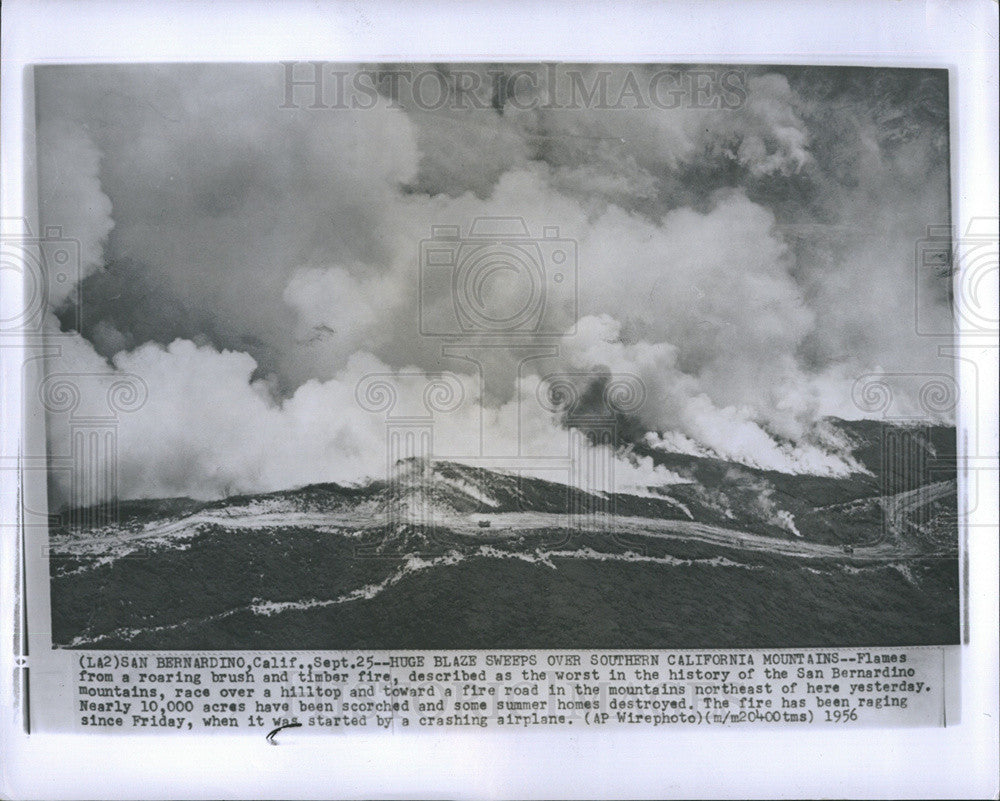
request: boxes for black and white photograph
[32,62,962,651]
[2,1,998,798]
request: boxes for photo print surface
[32,63,959,650]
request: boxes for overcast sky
[34,64,953,502]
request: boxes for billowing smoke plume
[36,116,114,305]
[33,64,953,504]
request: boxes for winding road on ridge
[54,503,954,566]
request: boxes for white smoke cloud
[724,74,812,176]
[36,117,114,306]
[44,331,686,503]
[33,64,952,504]
[562,315,863,476]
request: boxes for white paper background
[1,0,997,798]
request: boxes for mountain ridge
[47,416,960,650]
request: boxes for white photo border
[1,1,996,798]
